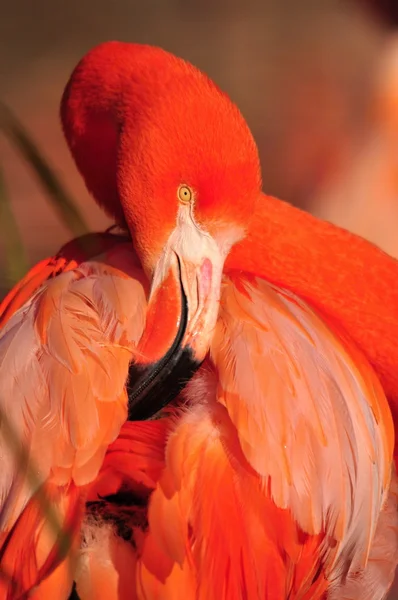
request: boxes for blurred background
[1,0,398,593]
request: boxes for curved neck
[227,193,398,411]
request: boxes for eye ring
[178,185,193,204]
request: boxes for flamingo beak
[127,210,225,420]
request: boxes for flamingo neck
[227,193,398,411]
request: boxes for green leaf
[0,167,28,286]
[0,102,89,237]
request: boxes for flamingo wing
[136,272,397,599]
[74,419,172,600]
[0,240,147,598]
[213,273,394,563]
[0,231,129,329]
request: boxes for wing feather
[125,272,395,598]
[142,396,328,600]
[212,272,394,576]
[0,244,147,533]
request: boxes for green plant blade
[0,102,89,237]
[0,167,28,288]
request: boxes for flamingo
[1,41,398,599]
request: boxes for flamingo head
[61,41,262,417]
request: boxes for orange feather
[229,193,398,441]
[0,239,148,597]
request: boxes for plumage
[0,243,148,598]
[69,273,398,598]
[228,194,398,438]
[131,273,397,599]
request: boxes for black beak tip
[126,345,201,421]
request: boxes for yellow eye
[178,185,193,204]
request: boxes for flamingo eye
[178,185,193,204]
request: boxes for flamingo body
[1,41,398,599]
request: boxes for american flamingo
[1,42,398,599]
